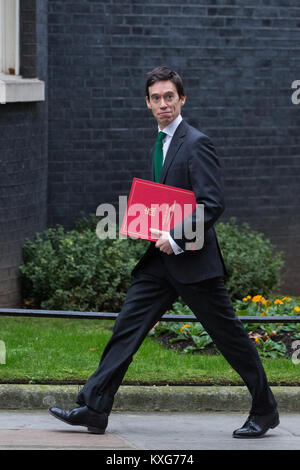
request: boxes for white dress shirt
[158,114,184,255]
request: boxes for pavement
[0,410,299,450]
[0,384,300,450]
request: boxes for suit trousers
[76,250,277,416]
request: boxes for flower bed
[149,296,300,359]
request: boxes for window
[0,0,44,104]
[0,0,20,75]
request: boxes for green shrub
[20,214,148,312]
[216,218,284,300]
[20,215,284,312]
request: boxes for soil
[274,331,299,358]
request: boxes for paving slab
[0,410,135,450]
[0,429,134,450]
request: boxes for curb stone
[0,385,300,412]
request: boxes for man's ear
[180,94,186,106]
[145,96,152,110]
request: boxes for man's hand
[150,228,174,255]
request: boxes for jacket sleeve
[169,135,225,251]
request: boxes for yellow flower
[282,297,291,301]
[260,312,266,316]
[274,299,283,305]
[255,337,260,343]
[242,295,251,302]
[294,306,300,312]
[252,295,267,303]
[180,324,191,334]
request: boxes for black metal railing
[0,307,299,324]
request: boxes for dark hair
[145,66,185,99]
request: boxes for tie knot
[157,131,166,143]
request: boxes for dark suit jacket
[132,119,227,284]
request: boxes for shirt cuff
[168,233,184,255]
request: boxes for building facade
[0,0,47,306]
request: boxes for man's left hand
[150,229,174,255]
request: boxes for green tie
[154,131,166,183]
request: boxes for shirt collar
[158,114,182,138]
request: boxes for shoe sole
[48,408,106,435]
[87,426,105,434]
[232,418,280,439]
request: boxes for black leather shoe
[49,405,108,434]
[233,409,279,438]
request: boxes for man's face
[146,80,186,129]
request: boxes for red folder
[120,178,196,242]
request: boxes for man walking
[49,66,279,438]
